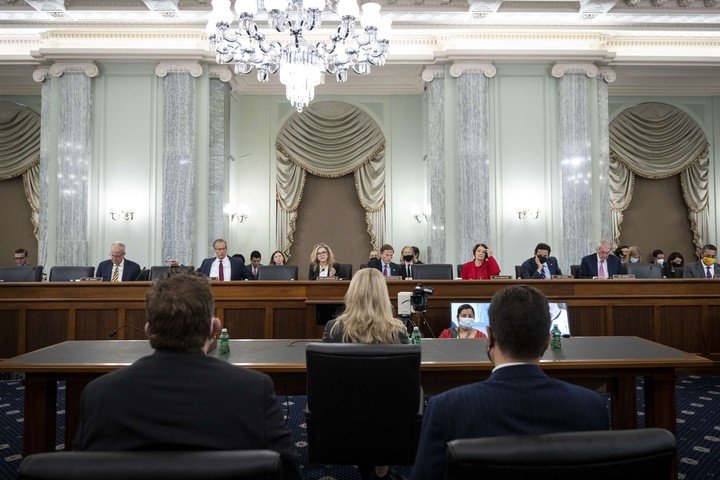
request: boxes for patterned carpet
[1,376,719,480]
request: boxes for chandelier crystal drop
[207,0,392,112]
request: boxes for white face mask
[655,258,664,265]
[630,257,640,263]
[458,317,474,330]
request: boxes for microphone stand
[109,324,146,338]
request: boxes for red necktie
[383,264,388,277]
[219,261,224,281]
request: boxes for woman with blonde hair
[308,243,339,280]
[323,267,409,346]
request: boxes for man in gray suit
[683,244,720,278]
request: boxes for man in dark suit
[520,242,562,279]
[367,243,401,277]
[95,242,141,282]
[578,240,625,278]
[197,239,251,281]
[73,273,302,480]
[683,244,720,278]
[247,250,262,280]
[411,285,609,480]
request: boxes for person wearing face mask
[662,252,685,278]
[439,304,487,339]
[399,245,420,279]
[520,243,562,279]
[626,245,642,264]
[652,249,665,266]
[683,244,720,278]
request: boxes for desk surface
[0,336,710,373]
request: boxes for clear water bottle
[219,328,230,355]
[550,323,562,350]
[411,326,422,345]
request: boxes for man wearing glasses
[683,244,720,278]
[96,242,142,282]
[197,239,252,281]
[14,248,30,266]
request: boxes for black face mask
[403,255,414,262]
[537,255,548,264]
[673,260,683,266]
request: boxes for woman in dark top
[269,250,286,265]
[308,243,339,280]
[663,252,685,278]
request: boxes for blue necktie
[707,266,713,279]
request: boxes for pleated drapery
[0,102,41,238]
[609,102,709,255]
[426,76,446,263]
[275,101,386,258]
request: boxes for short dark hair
[534,243,551,254]
[472,243,489,255]
[702,244,717,253]
[146,272,214,352]
[250,250,261,260]
[652,249,664,258]
[614,245,628,257]
[489,285,550,361]
[380,244,394,253]
[456,304,474,317]
[412,246,420,261]
[14,248,28,256]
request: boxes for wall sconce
[223,203,249,223]
[517,208,540,220]
[109,209,135,221]
[412,204,431,223]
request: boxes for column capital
[551,63,599,78]
[154,61,203,78]
[32,66,51,83]
[421,66,445,83]
[208,65,233,82]
[47,62,99,78]
[449,62,497,78]
[598,67,617,83]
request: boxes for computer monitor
[449,301,571,337]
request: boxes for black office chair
[256,265,298,280]
[445,428,676,480]
[48,266,94,282]
[18,450,282,480]
[570,264,581,279]
[624,262,663,279]
[514,265,522,279]
[335,263,353,280]
[149,266,195,280]
[0,266,43,282]
[457,264,463,278]
[305,343,423,466]
[412,263,453,280]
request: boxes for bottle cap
[221,328,228,332]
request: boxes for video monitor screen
[449,301,571,337]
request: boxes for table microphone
[109,325,146,338]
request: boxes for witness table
[0,336,710,456]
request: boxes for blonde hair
[310,243,336,272]
[627,245,641,260]
[330,268,407,344]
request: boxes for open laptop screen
[449,301,571,337]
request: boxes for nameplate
[552,275,574,279]
[491,275,513,280]
[80,277,103,282]
[317,276,339,281]
[612,274,636,279]
[385,275,402,280]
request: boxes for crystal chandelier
[207,0,392,112]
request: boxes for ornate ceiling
[1,0,719,95]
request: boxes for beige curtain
[0,102,41,236]
[609,102,709,255]
[275,101,386,257]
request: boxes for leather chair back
[514,265,522,279]
[256,265,298,280]
[18,450,282,480]
[570,264,581,279]
[48,266,94,282]
[624,262,663,279]
[335,263,353,280]
[412,263,453,280]
[306,342,422,466]
[445,428,676,480]
[0,266,43,282]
